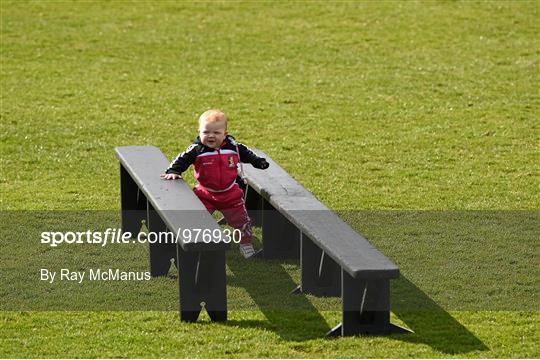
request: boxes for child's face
[199,119,227,149]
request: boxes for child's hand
[253,158,270,170]
[160,173,182,180]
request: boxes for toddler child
[160,109,269,258]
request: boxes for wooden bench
[115,146,229,322]
[243,151,409,336]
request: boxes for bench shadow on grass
[390,276,489,354]
[225,252,332,342]
[208,247,488,353]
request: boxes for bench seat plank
[272,196,399,279]
[115,146,229,251]
[242,151,311,198]
[243,150,398,279]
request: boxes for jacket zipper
[217,148,222,189]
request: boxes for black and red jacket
[165,135,264,192]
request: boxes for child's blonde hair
[199,109,227,129]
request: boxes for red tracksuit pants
[193,183,252,244]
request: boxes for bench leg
[292,232,341,296]
[177,247,227,323]
[244,185,263,227]
[119,164,146,236]
[327,271,410,336]
[147,203,176,277]
[259,198,300,259]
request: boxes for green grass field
[1,1,539,358]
